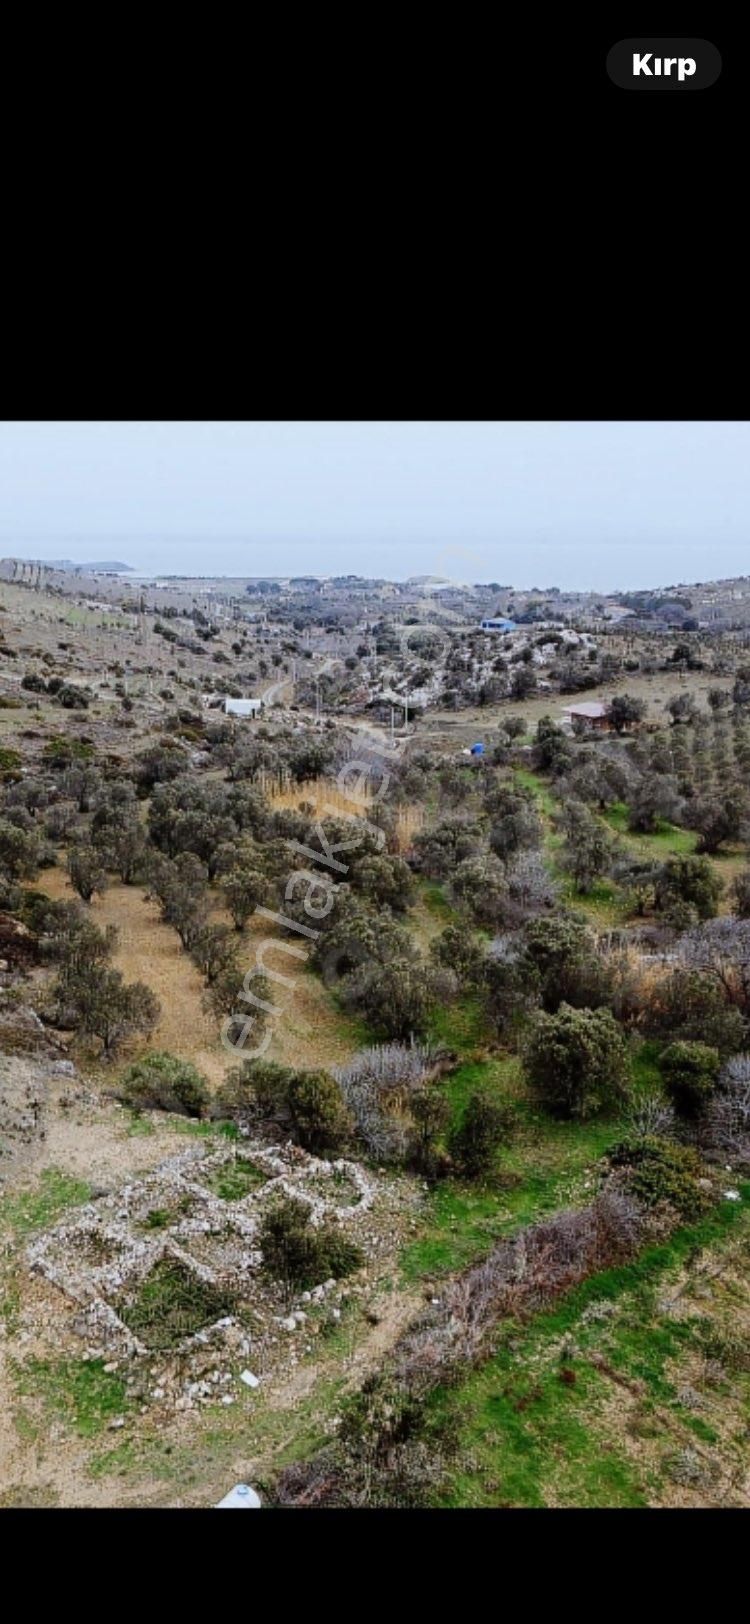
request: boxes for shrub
[659,1040,721,1119]
[410,1088,452,1178]
[286,1070,353,1156]
[558,799,616,893]
[258,1198,363,1294]
[57,962,160,1057]
[448,1087,509,1178]
[608,1136,712,1220]
[643,968,745,1056]
[56,683,90,710]
[332,1042,441,1163]
[431,924,487,989]
[654,856,723,923]
[0,746,22,775]
[520,914,598,1012]
[524,1003,630,1120]
[702,1054,750,1168]
[732,868,750,919]
[341,956,448,1040]
[116,1051,210,1117]
[0,819,42,881]
[212,1059,351,1154]
[67,844,107,903]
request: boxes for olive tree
[523,1002,630,1120]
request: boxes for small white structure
[224,697,262,718]
[215,1483,262,1509]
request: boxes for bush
[55,962,159,1057]
[448,1087,510,1178]
[643,968,745,1056]
[116,1051,210,1117]
[654,856,723,923]
[703,1054,750,1168]
[67,844,107,903]
[0,819,42,881]
[608,1136,712,1220]
[731,868,750,919]
[341,956,448,1040]
[520,915,598,1011]
[258,1198,363,1294]
[211,1060,351,1155]
[431,924,487,989]
[659,1040,720,1119]
[410,1088,452,1178]
[524,1003,630,1120]
[286,1070,353,1156]
[333,1042,443,1163]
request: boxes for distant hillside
[46,559,134,572]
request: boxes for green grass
[0,1169,92,1239]
[12,1356,133,1439]
[602,802,697,857]
[428,995,492,1052]
[419,880,454,922]
[167,1117,240,1141]
[401,1048,633,1280]
[205,1156,269,1201]
[435,1182,750,1506]
[512,766,556,815]
[118,1258,233,1351]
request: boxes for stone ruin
[25,1139,376,1373]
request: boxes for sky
[0,420,747,592]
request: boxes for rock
[221,1395,235,1406]
[49,1059,77,1078]
[280,1316,297,1332]
[724,1189,741,1201]
[239,1370,260,1389]
[152,1387,165,1400]
[108,1417,125,1431]
[300,1291,311,1304]
[330,1307,341,1321]
[103,1361,119,1374]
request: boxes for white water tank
[215,1483,262,1509]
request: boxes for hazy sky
[0,421,747,591]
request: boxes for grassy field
[434,1185,750,1507]
[404,992,662,1283]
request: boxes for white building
[224,697,262,718]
